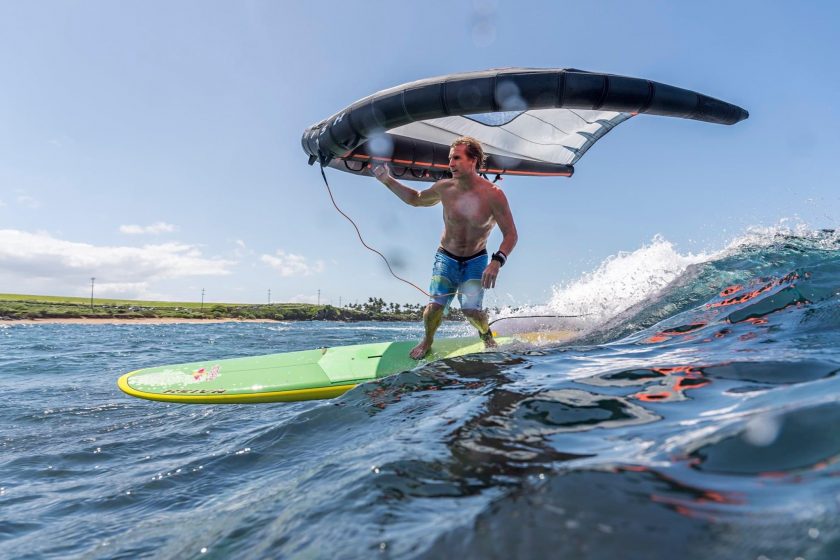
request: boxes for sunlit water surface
[2,229,840,559]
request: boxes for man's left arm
[482,190,518,289]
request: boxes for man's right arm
[373,164,441,207]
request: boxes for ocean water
[2,228,840,559]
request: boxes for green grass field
[0,294,422,322]
[0,293,236,308]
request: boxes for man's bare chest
[441,191,494,227]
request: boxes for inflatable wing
[302,68,748,182]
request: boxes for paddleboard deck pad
[117,330,576,404]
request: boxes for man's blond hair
[450,136,486,172]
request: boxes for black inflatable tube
[302,68,748,181]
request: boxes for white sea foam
[492,235,709,335]
[491,222,837,337]
[720,221,839,253]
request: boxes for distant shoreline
[0,317,281,325]
[0,294,430,323]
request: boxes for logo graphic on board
[192,364,221,382]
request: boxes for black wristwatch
[491,251,507,267]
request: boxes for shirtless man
[373,136,518,359]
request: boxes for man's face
[448,144,475,177]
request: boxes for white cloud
[93,281,151,293]
[288,293,318,304]
[0,229,235,284]
[232,239,254,258]
[95,281,152,297]
[260,250,324,277]
[0,199,6,207]
[119,222,178,235]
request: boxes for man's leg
[410,303,444,359]
[415,249,457,359]
[458,257,495,348]
[462,308,497,348]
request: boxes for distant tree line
[0,295,468,322]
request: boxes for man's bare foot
[480,330,497,348]
[409,339,432,359]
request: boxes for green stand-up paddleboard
[117,331,576,404]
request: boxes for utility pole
[90,277,95,311]
[201,288,205,311]
[339,296,342,308]
[267,289,271,305]
[317,289,320,306]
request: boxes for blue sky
[1,1,838,306]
